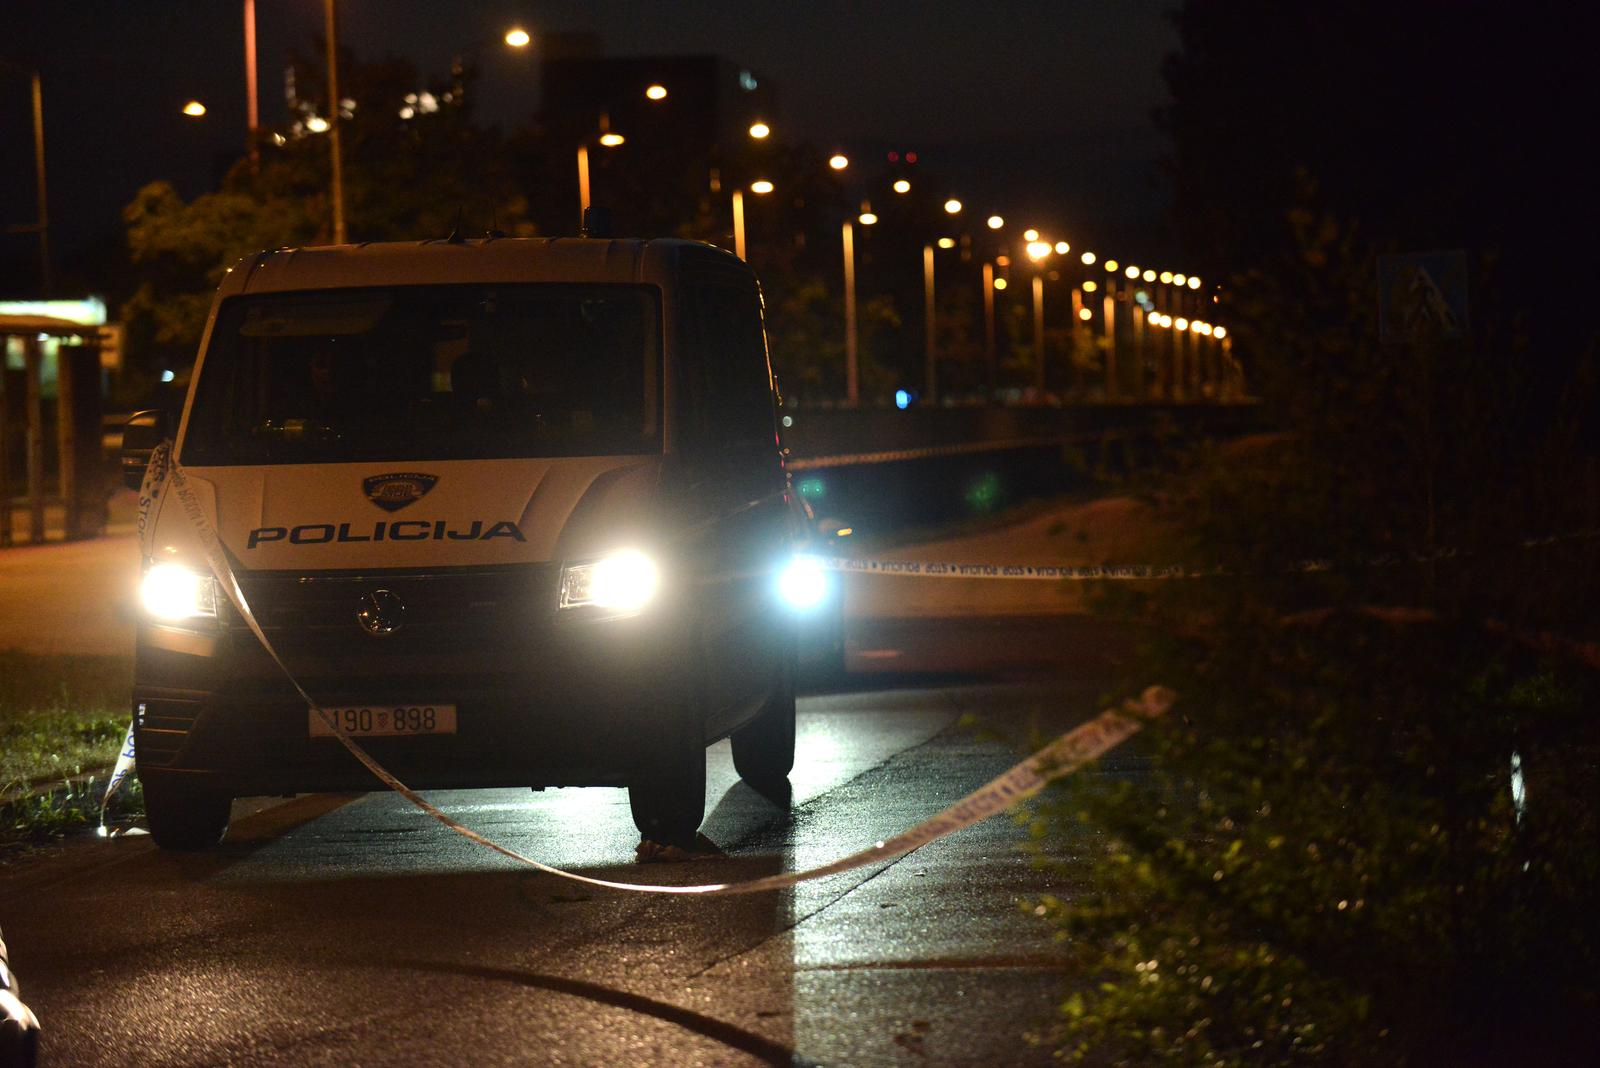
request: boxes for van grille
[223,565,555,653]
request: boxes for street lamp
[1054,241,1070,255]
[1026,241,1051,262]
[828,153,849,170]
[1023,228,1039,242]
[731,181,773,260]
[577,116,626,216]
[504,27,532,48]
[1081,251,1097,266]
[182,100,207,117]
[748,121,771,139]
[987,215,1004,230]
[645,83,668,100]
[0,61,50,293]
[893,179,911,194]
[943,198,962,215]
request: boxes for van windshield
[181,284,661,465]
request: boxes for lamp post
[0,63,50,294]
[982,261,996,396]
[842,220,858,406]
[923,244,937,404]
[577,116,625,220]
[730,180,772,261]
[323,0,346,243]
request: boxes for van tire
[731,651,796,788]
[142,775,231,850]
[628,748,706,850]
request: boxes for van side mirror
[121,409,171,490]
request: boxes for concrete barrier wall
[780,402,1258,460]
[783,403,1260,535]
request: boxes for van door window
[683,279,775,451]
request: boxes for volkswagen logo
[356,589,405,637]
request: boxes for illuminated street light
[306,115,330,133]
[1081,251,1097,266]
[504,27,532,48]
[748,121,771,139]
[1082,279,1098,293]
[1104,259,1119,273]
[1173,273,1187,287]
[1054,241,1070,255]
[750,179,774,194]
[1187,276,1202,289]
[1142,269,1156,282]
[996,254,1010,267]
[943,198,962,214]
[1175,317,1190,331]
[987,214,1004,230]
[993,277,1008,290]
[1214,326,1227,339]
[937,237,956,249]
[645,84,668,101]
[182,100,207,117]
[1159,271,1173,284]
[858,210,878,225]
[1125,265,1140,279]
[598,131,625,147]
[1023,228,1039,242]
[1026,240,1051,261]
[893,179,911,194]
[828,153,849,170]
[1078,307,1093,321]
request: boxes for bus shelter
[0,313,110,545]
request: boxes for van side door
[677,265,788,733]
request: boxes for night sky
[1,1,1178,290]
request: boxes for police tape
[816,556,1218,581]
[111,443,1173,894]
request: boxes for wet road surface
[0,617,1143,1066]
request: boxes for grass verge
[0,650,140,844]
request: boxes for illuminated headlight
[559,550,660,615]
[140,562,217,622]
[777,555,829,612]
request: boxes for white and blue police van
[120,236,829,850]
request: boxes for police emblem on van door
[362,472,438,512]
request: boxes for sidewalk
[1,489,139,548]
[0,532,140,657]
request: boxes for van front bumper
[131,612,697,797]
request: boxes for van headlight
[777,555,829,612]
[559,550,660,615]
[140,562,218,623]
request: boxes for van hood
[146,457,662,571]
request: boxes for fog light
[778,555,829,612]
[560,550,660,614]
[140,562,217,622]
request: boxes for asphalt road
[0,616,1144,1067]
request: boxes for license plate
[309,705,457,738]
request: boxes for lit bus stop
[0,299,119,546]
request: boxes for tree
[121,46,530,386]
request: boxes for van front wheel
[142,774,232,851]
[731,652,796,788]
[629,738,706,850]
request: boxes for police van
[121,237,823,850]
